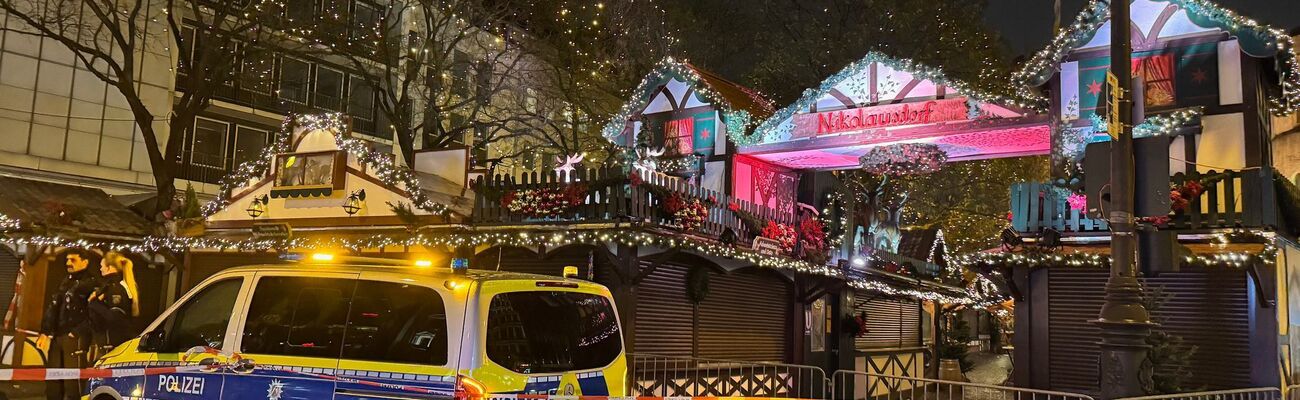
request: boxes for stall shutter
[634,262,694,357]
[1045,269,1107,395]
[185,252,284,290]
[853,294,921,349]
[698,268,792,362]
[1047,268,1251,395]
[0,248,19,315]
[475,247,592,278]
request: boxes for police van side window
[241,277,355,358]
[342,280,448,365]
[156,278,244,352]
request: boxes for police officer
[88,252,139,351]
[38,248,101,400]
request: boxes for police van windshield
[485,291,621,374]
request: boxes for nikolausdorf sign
[792,98,969,138]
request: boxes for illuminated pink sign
[793,98,969,138]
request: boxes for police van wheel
[93,394,120,400]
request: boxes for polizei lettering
[817,101,938,134]
[158,374,206,395]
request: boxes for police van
[87,255,627,400]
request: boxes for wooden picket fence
[1010,169,1271,235]
[472,167,797,242]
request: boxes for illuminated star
[1086,80,1103,96]
[1191,68,1208,84]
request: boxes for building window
[279,57,311,104]
[351,1,381,44]
[284,0,315,23]
[1134,54,1175,109]
[234,126,269,167]
[179,26,197,74]
[348,76,375,122]
[452,51,471,99]
[241,49,276,95]
[315,66,345,111]
[319,0,350,39]
[191,118,230,169]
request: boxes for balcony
[472,167,798,245]
[174,152,231,185]
[175,77,380,137]
[1010,168,1279,235]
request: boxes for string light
[599,57,773,145]
[201,113,449,217]
[0,214,20,231]
[747,52,1048,146]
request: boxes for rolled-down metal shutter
[1045,269,1107,395]
[698,268,792,362]
[0,248,18,316]
[475,246,592,278]
[185,252,283,290]
[634,262,694,357]
[853,293,921,349]
[1046,268,1251,395]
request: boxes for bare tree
[495,0,676,171]
[284,0,532,167]
[0,0,279,219]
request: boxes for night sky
[984,0,1300,56]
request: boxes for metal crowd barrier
[1115,388,1283,400]
[629,353,828,399]
[1287,385,1300,400]
[831,370,1095,400]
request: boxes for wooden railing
[1010,169,1276,234]
[472,167,797,243]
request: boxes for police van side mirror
[138,330,165,352]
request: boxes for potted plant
[937,313,974,382]
[174,184,205,237]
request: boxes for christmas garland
[201,113,449,217]
[761,221,797,251]
[859,143,947,176]
[664,193,713,231]
[500,185,588,219]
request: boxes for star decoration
[699,128,710,140]
[1191,68,1208,84]
[1087,80,1103,96]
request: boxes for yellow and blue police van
[86,255,628,400]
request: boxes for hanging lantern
[245,195,269,219]
[343,189,366,216]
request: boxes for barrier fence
[630,353,827,399]
[1114,388,1282,400]
[830,370,1096,400]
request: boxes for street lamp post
[1094,1,1155,398]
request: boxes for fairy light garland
[0,214,21,231]
[747,52,1047,146]
[599,57,773,145]
[1091,107,1205,138]
[1012,0,1300,115]
[201,114,449,217]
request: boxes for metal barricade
[831,370,1095,400]
[629,353,827,399]
[1115,388,1282,400]
[1286,385,1300,400]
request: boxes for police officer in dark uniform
[88,252,138,350]
[39,248,100,400]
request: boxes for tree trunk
[396,125,417,167]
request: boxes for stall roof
[1011,0,1300,114]
[600,58,775,141]
[0,176,152,237]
